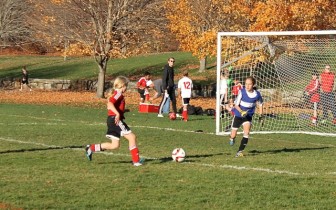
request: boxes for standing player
[305,71,320,126]
[178,71,193,121]
[85,76,144,166]
[136,71,151,103]
[229,76,263,157]
[219,72,229,117]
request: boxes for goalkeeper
[228,76,263,157]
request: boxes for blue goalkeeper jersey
[232,87,263,118]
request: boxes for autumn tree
[164,0,251,72]
[165,0,336,72]
[249,0,336,31]
[0,0,32,47]
[29,0,168,98]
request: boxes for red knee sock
[130,146,140,163]
[90,144,102,152]
[183,110,188,121]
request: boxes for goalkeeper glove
[239,110,247,117]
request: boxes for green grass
[0,52,199,80]
[1,103,336,209]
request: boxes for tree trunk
[96,62,107,98]
[199,57,207,72]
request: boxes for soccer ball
[172,148,186,162]
[169,112,176,120]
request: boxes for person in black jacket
[158,57,178,117]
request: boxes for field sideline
[1,103,336,209]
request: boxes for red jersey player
[85,76,144,166]
[305,72,320,126]
[136,71,152,103]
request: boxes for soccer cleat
[229,139,235,146]
[176,113,181,118]
[235,151,244,157]
[133,157,145,166]
[157,114,164,118]
[85,145,93,161]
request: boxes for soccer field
[0,103,335,209]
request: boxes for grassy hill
[0,52,216,84]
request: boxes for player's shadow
[154,152,225,164]
[108,153,226,165]
[249,146,330,156]
[0,145,84,154]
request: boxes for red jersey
[108,90,125,119]
[232,84,242,96]
[137,77,147,89]
[305,79,320,102]
[320,72,335,93]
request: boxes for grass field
[0,52,201,80]
[1,103,335,209]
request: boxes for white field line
[2,113,336,148]
[0,136,330,177]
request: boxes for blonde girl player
[85,76,144,166]
[229,76,263,157]
[177,71,193,121]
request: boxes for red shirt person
[319,65,336,124]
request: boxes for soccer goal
[216,31,336,137]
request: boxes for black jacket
[162,64,174,91]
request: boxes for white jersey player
[178,71,193,121]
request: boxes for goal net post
[216,31,336,137]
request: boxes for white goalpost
[216,30,336,137]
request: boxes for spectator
[158,57,178,117]
[305,71,320,126]
[152,79,170,113]
[319,65,336,124]
[178,71,193,122]
[20,66,32,91]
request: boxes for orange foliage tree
[249,0,336,31]
[164,0,251,72]
[165,0,336,72]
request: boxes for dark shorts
[231,115,252,130]
[182,98,190,105]
[137,88,145,99]
[22,80,28,84]
[106,116,131,140]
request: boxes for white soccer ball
[172,148,186,162]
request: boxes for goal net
[216,31,336,137]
